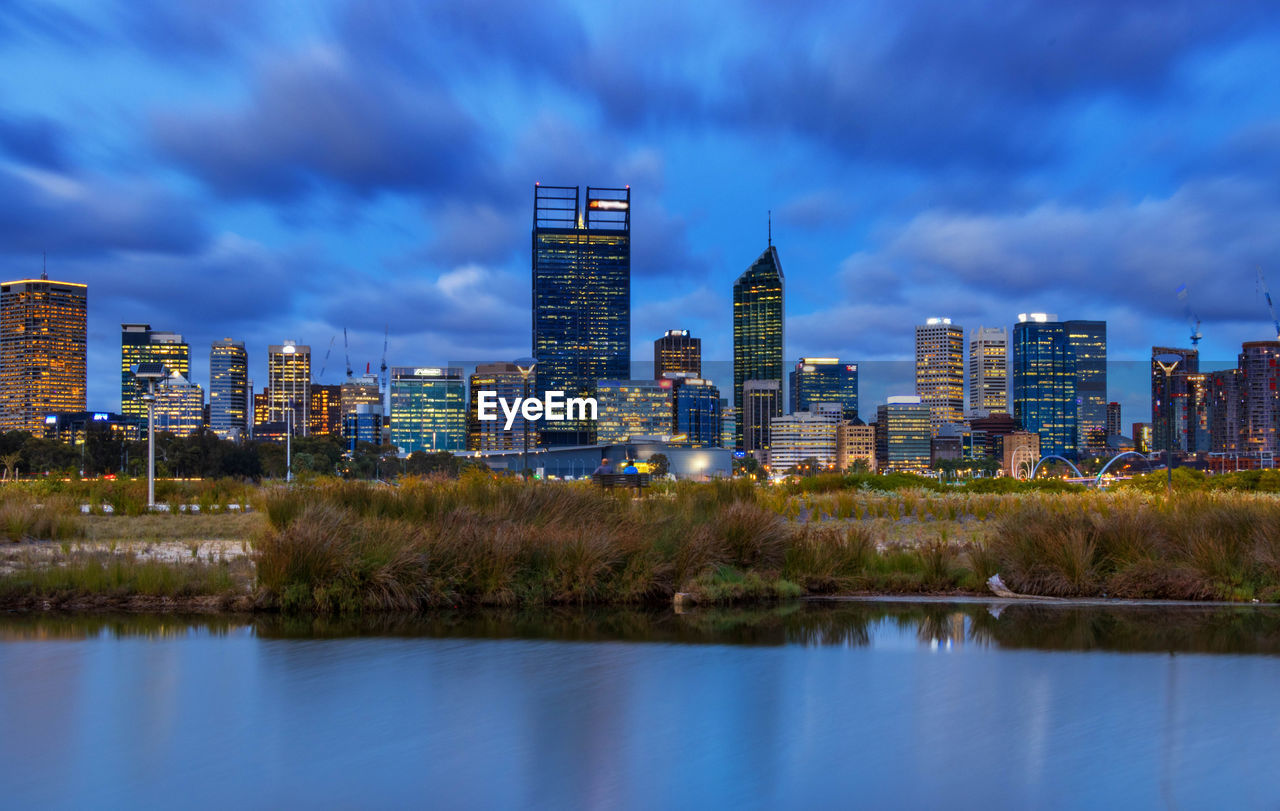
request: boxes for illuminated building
[268,341,311,436]
[343,403,383,450]
[0,276,87,433]
[209,338,248,441]
[1132,422,1153,454]
[790,358,858,419]
[654,330,701,379]
[121,324,189,420]
[340,374,381,438]
[998,431,1041,477]
[669,377,721,448]
[968,326,1008,415]
[252,388,270,429]
[152,371,204,436]
[1239,341,1280,458]
[1066,320,1107,453]
[43,411,141,445]
[967,412,1019,459]
[733,243,784,450]
[389,366,466,454]
[1150,346,1199,455]
[837,423,876,472]
[1106,401,1122,437]
[468,362,536,451]
[769,404,842,472]
[719,398,735,450]
[597,379,673,444]
[1013,314,1106,459]
[915,318,964,434]
[533,184,630,446]
[1208,369,1245,454]
[875,396,931,472]
[309,384,342,437]
[742,379,783,458]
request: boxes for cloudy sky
[4,1,1280,421]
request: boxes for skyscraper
[742,379,782,457]
[0,275,87,433]
[389,366,466,453]
[915,318,964,434]
[121,324,189,420]
[268,341,311,436]
[1066,320,1107,452]
[340,374,381,437]
[733,244,784,449]
[532,184,630,446]
[1106,401,1122,437]
[152,371,204,437]
[209,338,248,440]
[875,396,932,473]
[790,358,858,418]
[1150,346,1199,455]
[669,377,722,448]
[654,330,701,379]
[309,384,342,437]
[967,326,1008,415]
[1013,314,1107,460]
[1239,341,1280,458]
[468,362,536,451]
[1208,368,1245,454]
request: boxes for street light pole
[286,399,293,483]
[147,380,156,508]
[516,358,537,481]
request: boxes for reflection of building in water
[918,612,969,648]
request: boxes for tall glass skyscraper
[789,357,858,419]
[533,184,630,446]
[670,377,722,448]
[1012,314,1107,459]
[968,326,1008,415]
[389,366,466,453]
[121,324,189,420]
[733,245,784,449]
[209,338,248,440]
[915,318,964,434]
[0,276,87,433]
[1067,320,1107,453]
[268,341,311,436]
[654,330,701,379]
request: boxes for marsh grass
[0,551,250,601]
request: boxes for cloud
[0,1,98,48]
[0,112,70,170]
[112,0,261,61]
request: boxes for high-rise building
[1151,346,1199,455]
[790,358,858,419]
[268,341,311,436]
[719,398,735,450]
[733,244,784,449]
[1013,314,1106,459]
[152,371,204,436]
[968,326,1008,415]
[389,366,466,453]
[769,403,843,473]
[309,384,342,437]
[1132,422,1153,454]
[340,374,381,437]
[669,377,722,448]
[837,422,877,472]
[1106,401,1122,437]
[0,276,87,433]
[343,403,383,450]
[654,330,701,379]
[915,318,964,434]
[532,184,630,446]
[121,324,189,420]
[742,379,782,458]
[1208,369,1245,454]
[1239,341,1280,458]
[209,338,248,440]
[468,362,537,452]
[1066,320,1107,452]
[875,396,932,472]
[596,379,674,443]
[252,388,270,429]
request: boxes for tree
[647,453,670,477]
[0,452,20,481]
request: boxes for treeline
[0,429,484,481]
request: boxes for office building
[1132,422,1153,454]
[1106,401,1122,437]
[915,318,964,434]
[121,325,189,420]
[719,398,735,450]
[268,341,311,436]
[968,326,1008,415]
[669,377,722,448]
[344,403,384,450]
[654,330,701,379]
[733,243,784,449]
[389,367,466,454]
[769,403,843,473]
[309,384,342,437]
[152,371,204,437]
[742,379,782,458]
[1066,320,1107,452]
[837,422,877,472]
[468,362,537,452]
[597,379,674,444]
[1013,314,1106,459]
[0,276,87,433]
[340,374,382,436]
[532,184,630,446]
[1150,346,1199,455]
[1208,369,1245,455]
[967,411,1020,460]
[252,388,270,429]
[1239,341,1280,458]
[43,411,141,445]
[790,358,858,419]
[209,339,248,441]
[875,396,932,473]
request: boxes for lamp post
[285,398,294,482]
[1154,353,1183,495]
[515,358,536,480]
[132,363,168,509]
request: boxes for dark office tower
[742,379,782,457]
[1106,402,1122,437]
[0,276,87,433]
[668,376,722,448]
[121,324,190,419]
[654,330,701,379]
[1239,341,1280,458]
[1150,346,1199,455]
[733,244,784,450]
[1012,314,1075,458]
[1065,320,1107,453]
[790,358,858,419]
[1208,369,1246,454]
[532,184,630,446]
[209,339,248,440]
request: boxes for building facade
[654,330,701,379]
[309,384,342,437]
[733,245,784,449]
[915,318,964,434]
[790,358,858,419]
[875,396,932,472]
[1239,341,1280,459]
[389,366,466,454]
[1066,320,1107,453]
[1151,346,1199,455]
[669,377,722,448]
[268,341,311,436]
[0,277,87,433]
[340,374,381,437]
[532,184,630,446]
[468,362,537,451]
[1208,368,1245,454]
[769,404,843,473]
[121,324,189,420]
[968,326,1008,415]
[152,371,204,437]
[837,422,877,472]
[742,379,782,458]
[596,379,674,444]
[1106,401,1122,438]
[209,338,248,440]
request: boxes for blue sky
[3,1,1280,423]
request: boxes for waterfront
[2,601,1278,809]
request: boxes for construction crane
[1175,284,1202,347]
[317,335,336,380]
[380,325,389,394]
[343,328,354,379]
[1258,268,1280,341]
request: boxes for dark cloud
[0,112,69,170]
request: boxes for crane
[380,325,389,394]
[343,328,354,379]
[1175,284,1202,347]
[317,335,336,380]
[1258,268,1280,341]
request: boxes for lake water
[2,600,1278,809]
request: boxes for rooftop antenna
[41,251,47,280]
[767,211,772,247]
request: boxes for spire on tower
[42,251,47,280]
[767,210,772,247]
